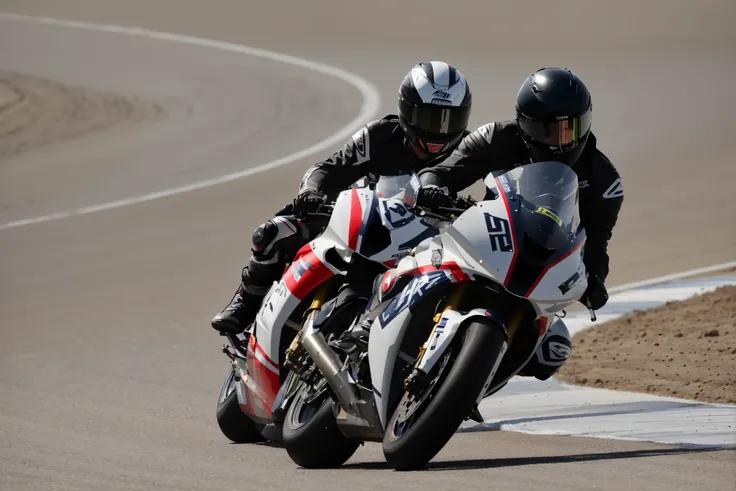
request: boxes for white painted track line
[0,12,381,231]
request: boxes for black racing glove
[581,273,609,310]
[416,187,454,210]
[293,189,325,215]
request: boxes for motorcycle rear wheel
[282,379,359,468]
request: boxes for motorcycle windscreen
[494,161,585,297]
[375,173,420,207]
[494,161,580,242]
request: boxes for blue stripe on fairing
[357,195,379,255]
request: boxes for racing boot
[211,266,271,335]
[517,318,572,381]
[211,284,262,335]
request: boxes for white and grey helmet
[398,61,472,155]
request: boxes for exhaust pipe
[301,327,361,413]
[299,312,383,433]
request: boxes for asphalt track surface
[1,1,735,490]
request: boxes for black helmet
[398,61,472,156]
[516,68,592,167]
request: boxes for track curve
[1,1,735,490]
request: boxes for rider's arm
[298,119,386,197]
[418,123,505,194]
[582,154,624,282]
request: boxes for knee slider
[252,220,279,252]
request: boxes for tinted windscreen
[494,161,580,234]
[375,174,411,199]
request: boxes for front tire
[382,319,506,470]
[282,380,359,468]
[216,370,266,443]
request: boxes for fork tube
[284,280,333,368]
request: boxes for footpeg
[467,406,484,423]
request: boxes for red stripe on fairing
[440,261,470,282]
[254,339,278,369]
[524,240,586,297]
[245,335,281,417]
[348,189,362,250]
[495,177,519,287]
[282,244,335,301]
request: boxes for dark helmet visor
[519,108,592,149]
[399,97,471,136]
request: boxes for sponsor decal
[477,123,494,144]
[381,270,397,294]
[292,257,312,282]
[547,340,572,361]
[379,271,449,327]
[432,90,451,99]
[535,206,563,226]
[350,127,370,164]
[558,271,582,294]
[602,177,623,199]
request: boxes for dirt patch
[0,71,162,160]
[558,286,736,404]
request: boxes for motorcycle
[215,174,452,444]
[281,161,590,470]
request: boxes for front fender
[414,309,508,378]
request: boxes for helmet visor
[519,109,592,149]
[399,97,471,136]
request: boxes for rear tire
[282,381,360,468]
[216,370,266,443]
[382,319,506,470]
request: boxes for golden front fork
[433,282,469,323]
[505,310,524,344]
[413,282,470,369]
[284,281,332,369]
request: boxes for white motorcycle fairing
[234,178,443,421]
[365,162,589,427]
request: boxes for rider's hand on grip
[581,274,609,310]
[416,187,454,210]
[293,190,325,216]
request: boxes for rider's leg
[517,318,572,381]
[211,214,308,334]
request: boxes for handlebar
[412,195,476,221]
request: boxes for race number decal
[484,213,513,252]
[382,200,415,228]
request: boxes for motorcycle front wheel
[215,369,266,443]
[382,318,507,470]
